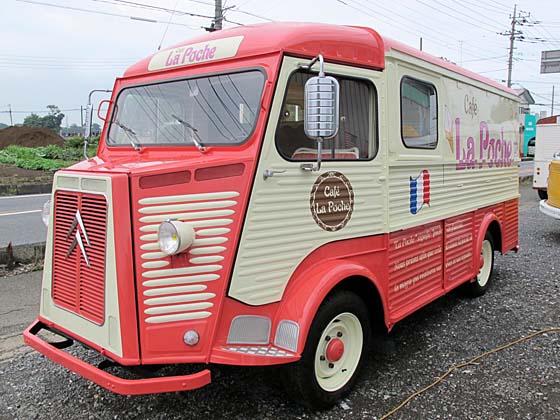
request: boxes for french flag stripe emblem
[409,170,430,214]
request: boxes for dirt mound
[0,126,65,150]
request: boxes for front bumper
[24,320,211,395]
[539,200,560,219]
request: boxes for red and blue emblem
[409,170,430,214]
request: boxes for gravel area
[1,183,559,420]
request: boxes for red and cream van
[25,23,520,408]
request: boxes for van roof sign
[148,36,244,72]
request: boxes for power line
[16,0,204,27]
[416,0,503,34]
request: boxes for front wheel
[281,291,370,409]
[463,231,495,297]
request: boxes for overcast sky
[1,0,560,126]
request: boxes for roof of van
[123,22,517,96]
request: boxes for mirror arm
[84,89,112,160]
[299,54,325,77]
[300,138,323,172]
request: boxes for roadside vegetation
[0,136,99,171]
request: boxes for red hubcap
[326,338,345,362]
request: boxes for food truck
[533,115,560,199]
[24,23,520,408]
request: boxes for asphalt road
[0,182,558,420]
[0,193,49,247]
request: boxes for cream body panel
[40,173,123,357]
[385,52,519,231]
[229,57,387,306]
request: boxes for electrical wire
[16,0,204,27]
[379,327,560,420]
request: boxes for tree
[42,105,65,131]
[23,113,43,128]
[22,106,65,132]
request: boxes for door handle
[263,168,287,180]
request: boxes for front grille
[52,191,108,325]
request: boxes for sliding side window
[401,77,438,149]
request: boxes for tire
[464,231,495,297]
[281,291,370,410]
[538,189,548,200]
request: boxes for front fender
[274,259,386,354]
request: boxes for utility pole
[214,0,223,31]
[552,85,555,115]
[419,37,422,51]
[501,5,530,88]
[8,104,13,126]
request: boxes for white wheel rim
[477,239,492,287]
[314,312,363,392]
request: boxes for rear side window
[401,77,437,149]
[276,71,375,161]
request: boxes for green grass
[0,136,100,171]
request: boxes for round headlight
[41,199,51,227]
[158,220,195,256]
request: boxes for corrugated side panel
[503,199,519,251]
[444,213,474,288]
[387,221,443,318]
[52,191,107,325]
[230,165,385,305]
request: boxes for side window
[276,71,375,161]
[401,77,438,149]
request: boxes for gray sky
[1,0,560,126]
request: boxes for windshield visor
[107,70,265,147]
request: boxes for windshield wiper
[112,120,140,151]
[172,114,206,153]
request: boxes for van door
[228,56,387,306]
[386,66,446,320]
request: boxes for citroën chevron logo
[66,210,91,267]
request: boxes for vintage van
[25,23,520,408]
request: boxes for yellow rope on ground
[379,327,560,420]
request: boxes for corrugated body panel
[444,213,474,287]
[137,191,238,324]
[388,163,443,231]
[387,221,443,317]
[503,199,519,251]
[230,165,385,305]
[52,191,107,325]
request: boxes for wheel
[538,189,548,200]
[463,231,495,297]
[281,291,370,409]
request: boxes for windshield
[107,70,265,147]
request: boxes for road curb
[0,183,52,197]
[0,242,46,265]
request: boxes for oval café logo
[310,171,355,232]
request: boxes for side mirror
[304,75,340,140]
[97,99,112,122]
[301,55,340,172]
[84,103,93,141]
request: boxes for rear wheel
[538,189,548,200]
[281,291,370,409]
[464,231,495,297]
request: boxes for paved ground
[0,193,49,247]
[0,183,558,420]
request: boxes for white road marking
[0,209,41,217]
[0,193,51,200]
